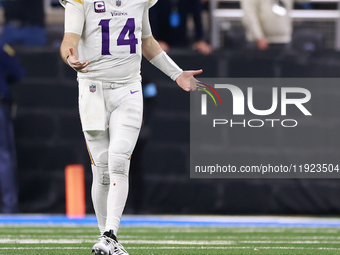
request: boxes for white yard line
[0,247,89,250]
[240,240,340,244]
[0,239,96,244]
[0,246,340,251]
[120,240,236,245]
[0,239,236,245]
[2,238,340,245]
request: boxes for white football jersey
[60,0,157,83]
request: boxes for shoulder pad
[59,0,84,8]
[148,0,157,8]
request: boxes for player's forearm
[142,36,163,61]
[60,33,80,64]
[60,42,73,64]
[142,36,183,81]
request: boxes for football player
[59,0,202,254]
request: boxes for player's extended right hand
[67,48,90,73]
[176,70,203,92]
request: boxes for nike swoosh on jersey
[130,90,139,94]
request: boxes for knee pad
[109,156,130,177]
[90,145,109,167]
[111,139,132,156]
[92,165,110,185]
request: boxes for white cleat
[92,235,129,255]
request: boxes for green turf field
[1,225,340,254]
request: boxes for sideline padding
[0,215,340,227]
[65,165,86,218]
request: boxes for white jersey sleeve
[142,7,151,38]
[142,0,157,39]
[64,2,85,35]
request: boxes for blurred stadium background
[1,0,340,218]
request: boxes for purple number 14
[99,18,138,55]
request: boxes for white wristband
[149,51,183,81]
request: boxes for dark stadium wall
[11,47,340,215]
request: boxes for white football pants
[83,82,143,236]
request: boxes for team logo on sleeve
[90,85,96,93]
[116,0,121,7]
[94,1,106,13]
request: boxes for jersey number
[99,18,138,55]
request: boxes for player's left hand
[176,70,203,92]
[67,47,90,73]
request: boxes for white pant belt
[102,82,126,89]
